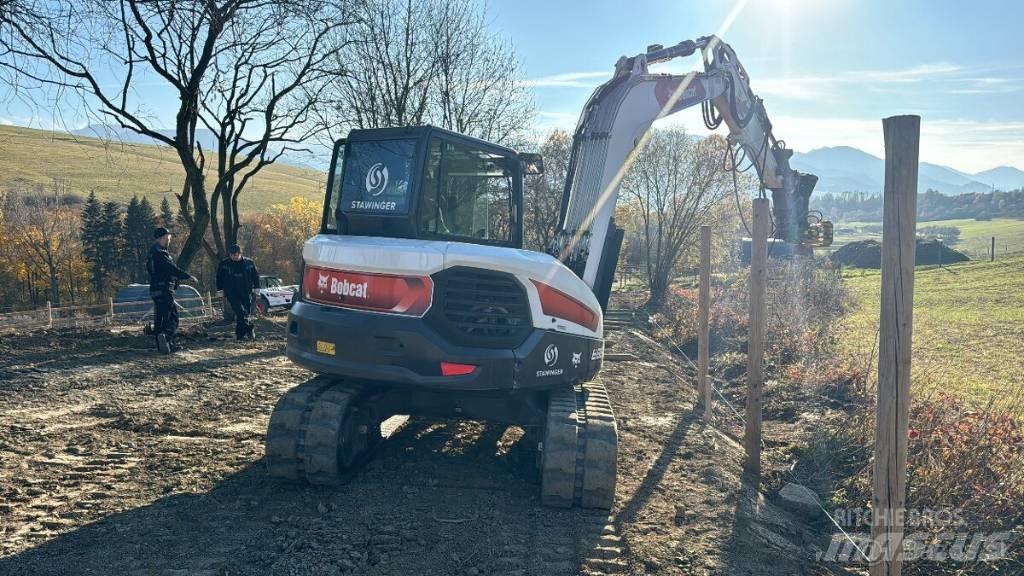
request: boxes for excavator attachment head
[804,215,834,248]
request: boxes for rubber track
[264,377,364,484]
[541,381,618,509]
[265,376,337,480]
[540,386,579,507]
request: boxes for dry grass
[0,124,326,212]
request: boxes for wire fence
[0,294,225,334]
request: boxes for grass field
[840,255,1024,406]
[0,124,326,212]
[832,217,1024,258]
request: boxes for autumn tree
[5,182,80,304]
[622,129,732,308]
[240,197,320,283]
[1,0,353,268]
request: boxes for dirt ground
[0,313,852,576]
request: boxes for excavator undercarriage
[266,377,618,509]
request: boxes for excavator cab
[322,126,536,249]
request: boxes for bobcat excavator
[264,35,832,509]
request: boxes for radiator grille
[430,267,531,348]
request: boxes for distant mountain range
[790,146,1024,195]
[69,125,333,171]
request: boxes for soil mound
[831,239,970,268]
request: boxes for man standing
[217,244,260,340]
[147,227,196,354]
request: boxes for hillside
[840,256,1024,405]
[0,124,327,212]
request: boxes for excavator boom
[555,36,832,292]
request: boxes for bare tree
[333,0,532,145]
[524,129,572,251]
[336,0,435,130]
[623,129,732,308]
[429,1,532,145]
[1,0,351,267]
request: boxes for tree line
[812,188,1024,222]
[0,181,320,310]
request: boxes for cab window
[418,137,515,244]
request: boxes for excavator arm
[554,35,832,295]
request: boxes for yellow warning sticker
[316,340,336,356]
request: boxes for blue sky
[490,0,1024,173]
[3,0,1022,173]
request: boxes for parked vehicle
[253,275,297,315]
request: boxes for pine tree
[124,195,157,282]
[80,191,105,293]
[174,202,193,259]
[98,201,123,287]
[159,196,176,235]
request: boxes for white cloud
[949,77,1023,95]
[752,62,966,101]
[849,62,963,83]
[523,71,609,88]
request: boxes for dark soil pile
[831,239,970,268]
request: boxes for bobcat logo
[572,352,582,368]
[365,163,389,196]
[317,273,330,291]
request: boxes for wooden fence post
[108,297,115,321]
[46,300,52,328]
[698,225,712,420]
[991,236,996,262]
[871,115,919,576]
[744,198,769,481]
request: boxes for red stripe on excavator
[531,280,599,332]
[302,265,433,316]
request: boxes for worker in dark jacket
[216,244,260,340]
[147,227,196,354]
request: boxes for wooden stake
[744,198,769,481]
[698,225,712,420]
[991,236,996,262]
[871,115,919,576]
[46,300,52,328]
